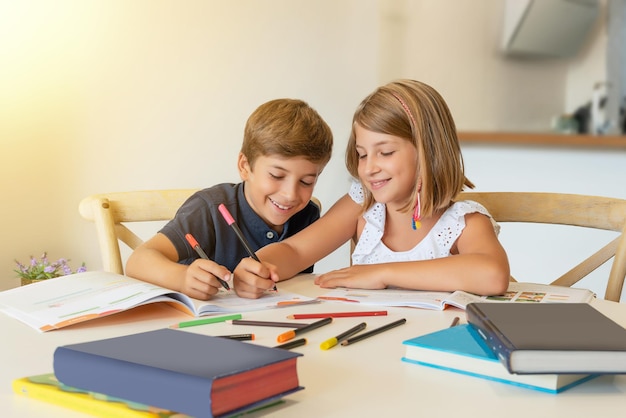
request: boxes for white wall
[0,0,378,289]
[1,1,623,300]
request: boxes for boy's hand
[233,258,279,299]
[181,259,232,300]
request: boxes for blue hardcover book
[53,329,303,418]
[402,324,597,393]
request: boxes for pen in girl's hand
[184,233,230,291]
[218,203,277,291]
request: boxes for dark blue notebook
[466,302,626,374]
[54,328,303,418]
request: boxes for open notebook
[319,281,595,310]
[0,271,317,332]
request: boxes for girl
[233,80,510,298]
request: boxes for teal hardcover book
[402,324,597,393]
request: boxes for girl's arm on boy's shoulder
[315,212,510,296]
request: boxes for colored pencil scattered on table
[287,311,387,319]
[170,313,243,329]
[341,319,407,346]
[276,317,333,343]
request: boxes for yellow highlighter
[320,322,367,350]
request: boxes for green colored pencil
[170,313,243,329]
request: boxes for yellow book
[13,373,187,417]
[13,373,285,417]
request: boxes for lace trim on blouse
[348,180,499,265]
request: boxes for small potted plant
[14,252,87,286]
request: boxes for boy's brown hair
[241,99,333,169]
[345,79,473,218]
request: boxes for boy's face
[238,153,322,233]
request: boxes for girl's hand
[233,258,280,299]
[181,259,231,300]
[314,265,386,289]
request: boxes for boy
[125,99,333,300]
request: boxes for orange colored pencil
[286,311,387,320]
[276,317,332,343]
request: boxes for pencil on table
[340,318,407,346]
[229,319,309,328]
[287,311,387,319]
[320,322,367,350]
[216,334,255,341]
[274,338,307,350]
[170,313,243,329]
[276,317,333,343]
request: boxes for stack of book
[402,302,626,393]
[15,329,304,417]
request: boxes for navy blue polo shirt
[159,182,319,273]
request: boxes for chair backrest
[79,190,321,275]
[458,192,626,302]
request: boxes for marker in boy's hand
[232,257,280,299]
[218,204,277,292]
[185,233,230,291]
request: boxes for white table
[4,274,626,417]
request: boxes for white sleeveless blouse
[349,181,500,265]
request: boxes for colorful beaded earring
[412,191,422,230]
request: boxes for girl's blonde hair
[345,79,474,217]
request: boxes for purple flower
[14,253,87,281]
[14,260,27,273]
[61,263,72,275]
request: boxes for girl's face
[238,153,321,233]
[354,124,418,211]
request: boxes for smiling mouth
[369,179,389,189]
[270,199,293,211]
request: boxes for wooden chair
[458,192,626,302]
[79,190,321,275]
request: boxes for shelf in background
[458,131,626,150]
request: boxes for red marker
[185,233,230,291]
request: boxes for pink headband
[391,93,417,128]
